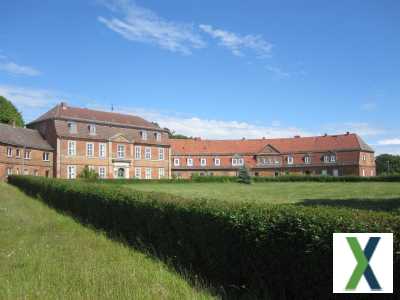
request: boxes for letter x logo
[346,237,381,291]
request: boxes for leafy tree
[0,96,24,127]
[376,154,400,175]
[237,166,252,184]
[78,166,99,180]
[164,127,191,139]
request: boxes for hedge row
[99,174,400,185]
[9,176,400,299]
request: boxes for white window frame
[232,158,238,166]
[7,168,12,176]
[187,158,193,166]
[135,167,141,179]
[89,124,96,135]
[287,156,294,165]
[145,147,151,160]
[174,158,180,166]
[117,144,125,159]
[68,140,76,156]
[99,143,106,159]
[324,155,330,163]
[86,143,94,158]
[158,167,165,179]
[155,132,161,141]
[24,150,31,160]
[214,158,220,166]
[43,152,50,161]
[99,167,106,178]
[68,121,77,134]
[141,130,147,140]
[304,156,311,164]
[200,158,207,166]
[135,146,141,160]
[67,165,76,179]
[158,148,164,160]
[145,168,152,179]
[7,147,12,157]
[330,155,336,163]
[16,149,21,158]
[362,154,367,161]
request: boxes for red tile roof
[29,103,162,130]
[170,134,374,155]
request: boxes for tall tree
[375,154,400,175]
[0,96,24,127]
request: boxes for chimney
[346,131,350,135]
[242,137,246,140]
[324,133,328,137]
[262,137,266,140]
[60,102,67,110]
[294,135,300,138]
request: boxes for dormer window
[140,130,147,140]
[287,155,294,165]
[154,132,161,141]
[324,155,330,163]
[88,124,96,135]
[7,147,12,157]
[232,157,244,166]
[200,158,207,166]
[330,155,336,163]
[174,158,180,166]
[68,121,77,134]
[187,158,193,166]
[214,158,220,166]
[304,155,311,164]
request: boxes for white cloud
[199,24,273,57]
[361,102,377,111]
[0,85,58,108]
[373,145,400,155]
[378,138,400,146]
[100,105,311,139]
[323,122,384,137]
[0,57,40,76]
[266,65,290,79]
[98,0,205,55]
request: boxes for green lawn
[0,182,215,300]
[123,182,400,205]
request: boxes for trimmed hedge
[8,176,400,299]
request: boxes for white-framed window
[330,155,336,163]
[43,152,50,161]
[23,169,29,175]
[324,155,330,163]
[155,132,161,141]
[214,158,220,166]
[174,158,180,166]
[145,168,152,179]
[67,121,77,134]
[275,159,280,165]
[7,147,12,157]
[135,167,141,179]
[232,158,237,166]
[187,158,193,166]
[141,130,147,140]
[304,156,311,164]
[88,124,96,135]
[6,168,12,176]
[67,165,76,179]
[158,148,164,160]
[16,149,21,158]
[158,168,165,179]
[232,158,244,166]
[99,167,106,178]
[200,158,207,166]
[24,150,31,160]
[135,146,141,159]
[287,156,294,165]
[68,140,76,156]
[86,143,94,158]
[99,143,106,159]
[145,147,151,160]
[362,154,367,161]
[117,144,125,158]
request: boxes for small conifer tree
[237,166,251,184]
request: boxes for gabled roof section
[170,133,375,155]
[29,103,162,131]
[0,123,53,151]
[257,144,281,155]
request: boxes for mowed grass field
[123,181,400,207]
[0,183,215,300]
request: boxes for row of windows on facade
[67,122,162,141]
[67,141,165,160]
[259,154,337,165]
[6,147,50,161]
[6,167,49,177]
[173,157,244,167]
[66,166,165,179]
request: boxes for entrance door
[117,168,125,178]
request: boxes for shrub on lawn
[237,166,251,184]
[78,165,99,180]
[8,175,400,299]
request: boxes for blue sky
[1,0,399,154]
